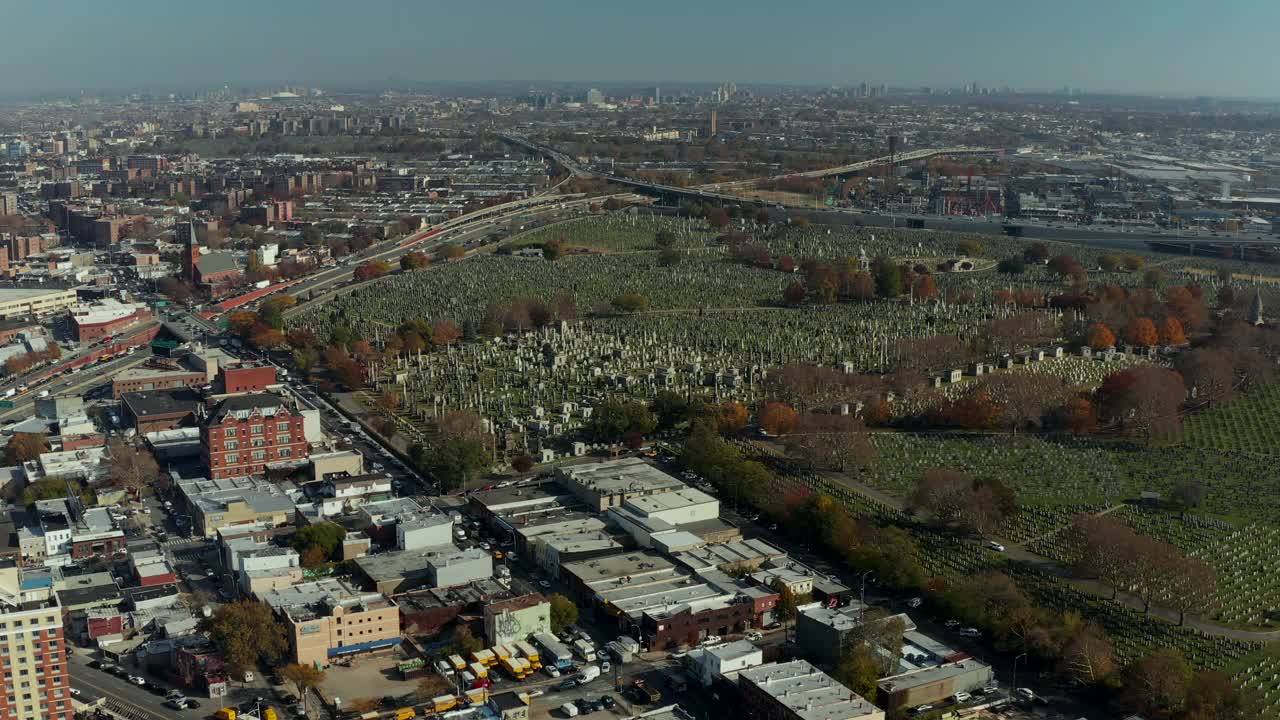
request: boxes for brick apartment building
[201,393,309,479]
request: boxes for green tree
[549,594,579,633]
[772,580,802,623]
[431,437,491,492]
[651,390,691,430]
[655,230,676,248]
[832,644,882,699]
[451,624,483,655]
[200,600,288,675]
[588,399,657,443]
[871,255,902,298]
[610,293,650,313]
[291,522,347,567]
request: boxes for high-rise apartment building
[0,565,71,720]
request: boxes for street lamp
[1011,652,1028,697]
[859,571,873,623]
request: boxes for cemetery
[289,209,1280,644]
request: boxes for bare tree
[107,436,160,496]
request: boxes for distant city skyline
[2,0,1278,99]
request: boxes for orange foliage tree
[1159,317,1187,346]
[1126,317,1159,347]
[1087,323,1116,350]
[759,401,799,436]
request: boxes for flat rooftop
[259,577,392,620]
[558,457,684,496]
[624,488,717,515]
[878,659,991,693]
[674,538,786,572]
[740,660,881,720]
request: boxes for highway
[501,133,1280,251]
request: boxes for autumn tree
[1059,397,1098,434]
[1058,620,1116,684]
[431,319,462,347]
[200,600,288,675]
[913,274,938,300]
[1086,322,1116,350]
[1117,649,1192,719]
[279,664,325,714]
[758,401,798,436]
[5,432,47,465]
[1125,317,1159,347]
[1159,316,1187,346]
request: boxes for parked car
[185,700,201,710]
[987,540,1006,552]
[557,679,578,691]
[600,696,616,709]
[745,631,763,641]
[1015,687,1036,702]
[128,675,146,686]
[952,691,971,703]
[910,705,933,716]
[943,619,960,629]
[958,628,982,638]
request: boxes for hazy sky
[3,0,1276,98]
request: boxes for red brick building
[201,393,309,479]
[221,364,276,394]
[70,300,151,341]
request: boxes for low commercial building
[176,475,296,537]
[686,639,764,686]
[120,389,201,434]
[794,605,917,668]
[70,299,151,341]
[483,593,550,646]
[353,546,492,595]
[113,366,206,398]
[739,660,884,720]
[674,539,788,575]
[260,578,400,667]
[562,552,776,650]
[0,286,77,318]
[556,457,685,512]
[876,660,993,717]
